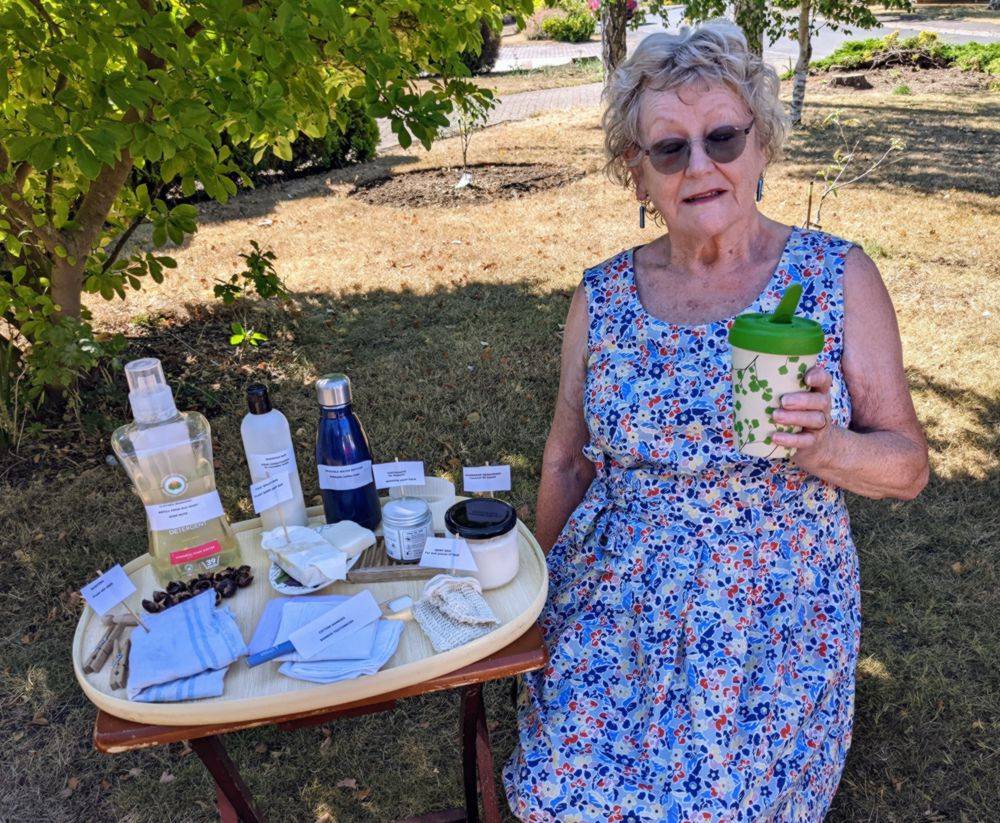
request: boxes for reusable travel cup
[728,284,825,459]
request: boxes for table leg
[190,735,265,823]
[475,693,501,823]
[215,779,239,823]
[459,683,503,823]
[460,685,480,823]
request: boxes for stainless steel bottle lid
[315,373,352,407]
[383,497,431,528]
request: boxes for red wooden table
[93,624,547,823]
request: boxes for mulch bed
[816,66,994,95]
[350,162,585,207]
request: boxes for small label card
[318,460,373,491]
[418,537,478,573]
[463,464,511,493]
[372,460,425,489]
[248,448,296,477]
[290,590,383,661]
[250,472,294,513]
[145,489,225,531]
[81,564,136,616]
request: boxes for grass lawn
[1,78,998,821]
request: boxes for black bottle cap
[246,383,272,415]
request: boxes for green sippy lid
[728,284,824,356]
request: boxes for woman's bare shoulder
[842,244,892,310]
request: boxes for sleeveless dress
[504,227,862,822]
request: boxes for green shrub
[228,100,378,185]
[541,9,596,42]
[524,8,563,39]
[460,18,504,74]
[950,42,1000,75]
[813,32,1000,76]
[892,83,912,95]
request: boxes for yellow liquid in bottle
[114,413,243,586]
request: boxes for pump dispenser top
[125,358,178,424]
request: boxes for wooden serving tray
[72,500,548,726]
[347,536,447,583]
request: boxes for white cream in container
[388,475,456,533]
[382,496,432,563]
[445,499,519,590]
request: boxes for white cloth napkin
[127,590,247,702]
[278,620,404,684]
[273,600,379,662]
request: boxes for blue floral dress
[504,227,862,822]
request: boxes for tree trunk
[732,0,764,57]
[51,147,134,320]
[601,0,628,89]
[51,257,85,319]
[790,0,812,127]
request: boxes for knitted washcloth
[412,574,501,653]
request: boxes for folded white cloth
[412,574,500,653]
[313,520,376,559]
[127,590,247,702]
[273,600,379,662]
[261,525,347,587]
[278,620,404,684]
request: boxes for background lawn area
[1,79,997,821]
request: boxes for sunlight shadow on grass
[783,98,1000,198]
[857,655,893,683]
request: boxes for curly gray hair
[602,19,786,198]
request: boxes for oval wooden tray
[72,502,548,726]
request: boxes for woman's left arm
[771,246,929,500]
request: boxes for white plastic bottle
[240,383,309,531]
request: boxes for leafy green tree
[780,0,910,125]
[0,0,529,420]
[644,0,909,121]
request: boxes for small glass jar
[382,497,432,563]
[445,499,519,590]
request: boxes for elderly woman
[503,20,928,822]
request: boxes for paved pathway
[378,8,1000,151]
[378,83,603,151]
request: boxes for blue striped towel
[127,589,247,702]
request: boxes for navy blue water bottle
[314,374,382,531]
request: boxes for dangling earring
[639,201,648,228]
[755,175,764,203]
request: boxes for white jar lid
[383,496,431,528]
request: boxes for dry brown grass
[3,80,998,821]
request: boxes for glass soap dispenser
[111,358,242,585]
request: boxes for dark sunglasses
[631,121,755,175]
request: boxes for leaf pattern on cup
[733,353,812,457]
